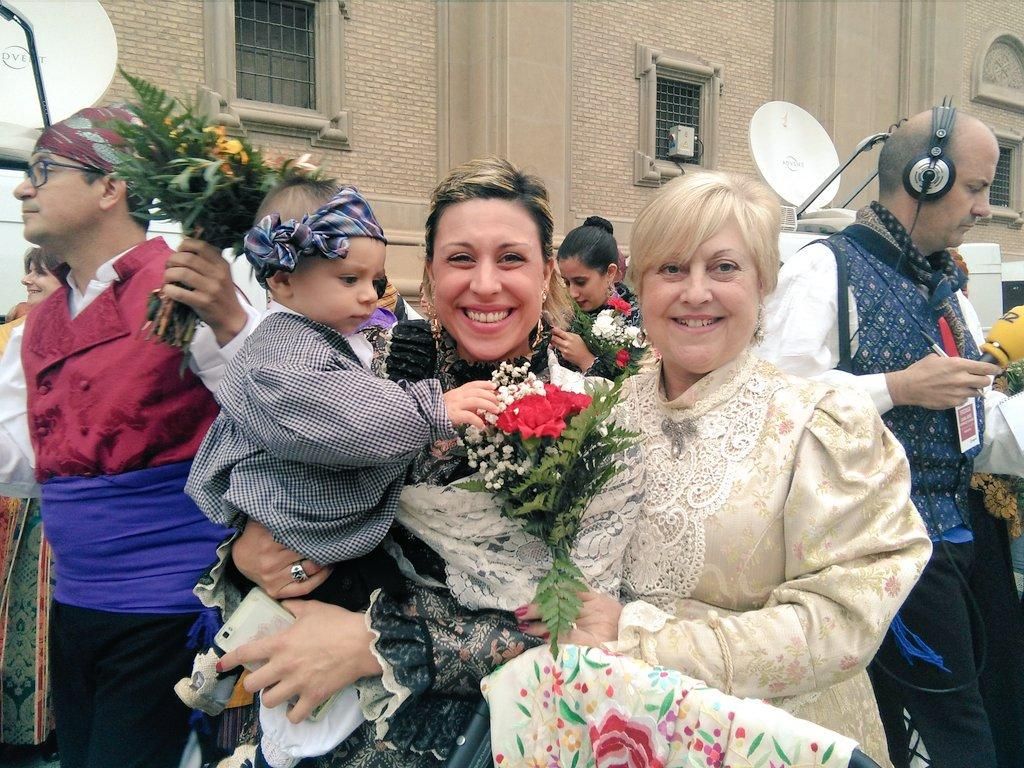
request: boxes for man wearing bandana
[0,107,259,767]
[758,111,1024,767]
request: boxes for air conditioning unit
[667,125,695,159]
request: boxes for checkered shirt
[186,312,454,564]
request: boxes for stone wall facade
[93,0,1024,276]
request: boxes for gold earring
[531,315,545,351]
[752,303,765,346]
[420,290,442,343]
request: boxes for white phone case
[215,587,340,722]
[215,587,295,669]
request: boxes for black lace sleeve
[369,582,539,701]
[382,320,437,384]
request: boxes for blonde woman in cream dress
[516,171,932,766]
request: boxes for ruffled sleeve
[609,386,931,700]
[375,320,437,384]
[355,582,540,747]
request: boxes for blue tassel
[889,613,950,673]
[186,608,221,651]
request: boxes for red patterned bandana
[35,106,138,173]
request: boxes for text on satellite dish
[782,156,803,172]
[2,46,30,70]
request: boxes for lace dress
[596,351,932,765]
[210,320,640,768]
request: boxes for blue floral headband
[244,186,387,285]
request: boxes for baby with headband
[176,177,498,768]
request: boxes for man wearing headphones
[758,108,1024,767]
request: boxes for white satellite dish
[749,101,842,213]
[0,120,37,163]
[0,0,117,143]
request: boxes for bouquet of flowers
[971,358,1024,535]
[1005,360,1024,512]
[573,296,646,376]
[459,361,637,648]
[113,70,282,357]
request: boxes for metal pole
[0,0,51,127]
[796,132,889,217]
[840,170,879,209]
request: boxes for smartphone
[214,587,342,723]
[214,587,295,670]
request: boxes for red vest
[22,238,219,481]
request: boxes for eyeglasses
[24,159,102,189]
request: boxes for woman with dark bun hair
[551,216,642,378]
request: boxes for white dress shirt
[756,241,1024,476]
[0,241,260,497]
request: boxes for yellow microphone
[980,305,1024,368]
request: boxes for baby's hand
[444,380,499,429]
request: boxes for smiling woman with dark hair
[551,216,642,378]
[207,157,642,768]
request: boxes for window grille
[655,77,701,164]
[992,146,1014,208]
[235,0,316,110]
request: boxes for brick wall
[342,1,436,198]
[569,0,775,230]
[99,0,205,100]
[98,0,437,200]
[92,0,1017,266]
[960,0,1024,262]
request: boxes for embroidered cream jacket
[608,351,931,753]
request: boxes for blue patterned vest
[826,228,984,538]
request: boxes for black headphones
[902,99,957,201]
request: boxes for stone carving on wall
[973,30,1024,111]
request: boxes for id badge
[956,398,981,453]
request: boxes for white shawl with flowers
[394,360,644,611]
[395,451,642,611]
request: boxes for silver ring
[290,562,309,582]
[570,621,578,631]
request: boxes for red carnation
[495,385,592,440]
[496,394,566,439]
[607,296,632,316]
[543,383,592,416]
[615,348,631,368]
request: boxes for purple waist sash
[41,460,231,613]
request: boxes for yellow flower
[564,730,582,751]
[220,138,244,156]
[204,125,227,139]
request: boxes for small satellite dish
[749,101,841,213]
[0,0,117,130]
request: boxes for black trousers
[50,601,199,768]
[868,539,997,768]
[968,494,1024,768]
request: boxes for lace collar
[656,351,758,417]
